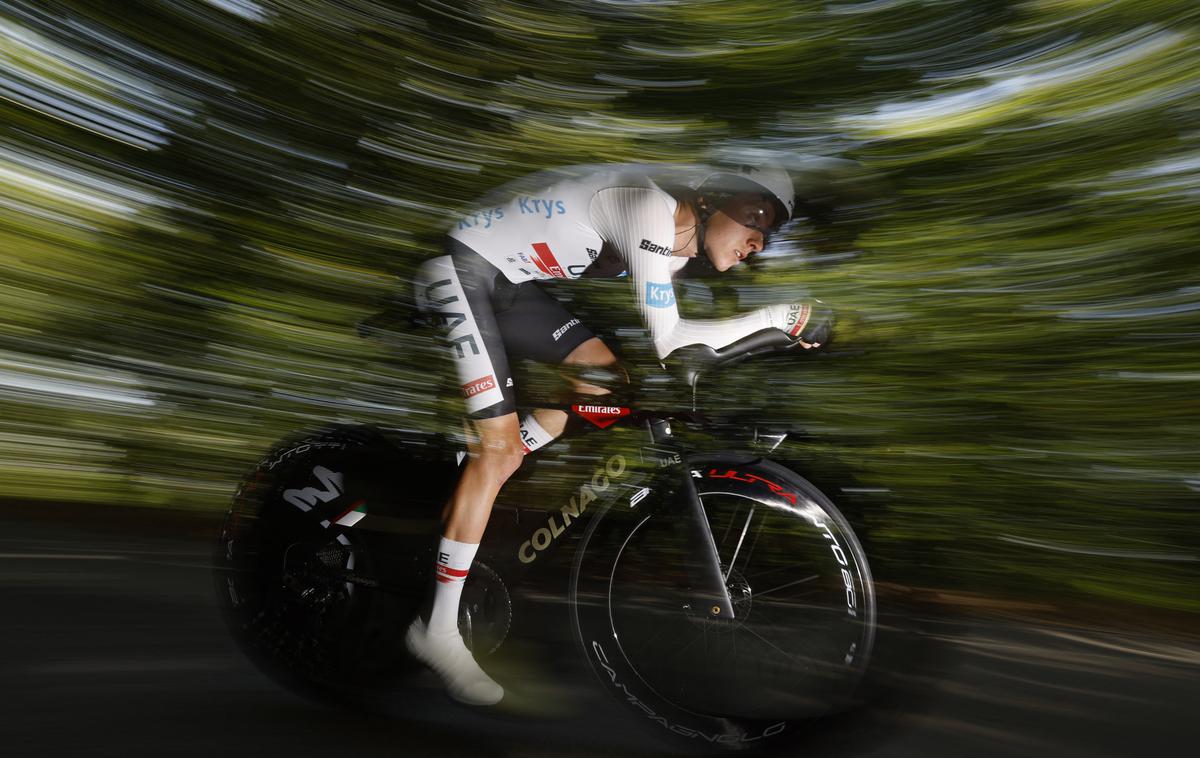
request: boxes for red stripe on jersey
[531,242,566,278]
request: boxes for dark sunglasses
[734,201,779,246]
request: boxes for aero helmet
[695,164,795,230]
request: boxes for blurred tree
[0,0,1195,611]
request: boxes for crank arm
[327,569,416,595]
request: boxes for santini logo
[552,318,580,341]
[645,281,675,308]
[638,238,671,256]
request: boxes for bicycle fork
[678,460,737,620]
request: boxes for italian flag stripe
[334,499,367,526]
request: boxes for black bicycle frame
[511,398,738,620]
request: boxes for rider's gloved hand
[766,302,833,350]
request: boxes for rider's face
[703,193,776,272]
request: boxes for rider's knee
[564,337,618,367]
[563,339,625,397]
[473,439,526,483]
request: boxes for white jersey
[447,167,803,360]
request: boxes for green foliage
[0,0,1196,612]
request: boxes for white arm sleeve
[589,186,795,359]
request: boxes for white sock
[428,536,478,635]
[519,413,555,454]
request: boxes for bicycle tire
[569,454,875,749]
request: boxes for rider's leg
[491,278,614,451]
[412,340,615,703]
[406,412,521,706]
[442,412,524,542]
[409,251,519,706]
[427,412,523,631]
[528,337,619,440]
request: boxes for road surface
[0,508,1195,757]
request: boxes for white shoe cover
[404,618,504,706]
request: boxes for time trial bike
[213,323,876,751]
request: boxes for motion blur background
[1,0,1196,629]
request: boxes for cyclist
[408,162,828,705]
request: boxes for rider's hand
[767,303,833,350]
[795,311,832,350]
